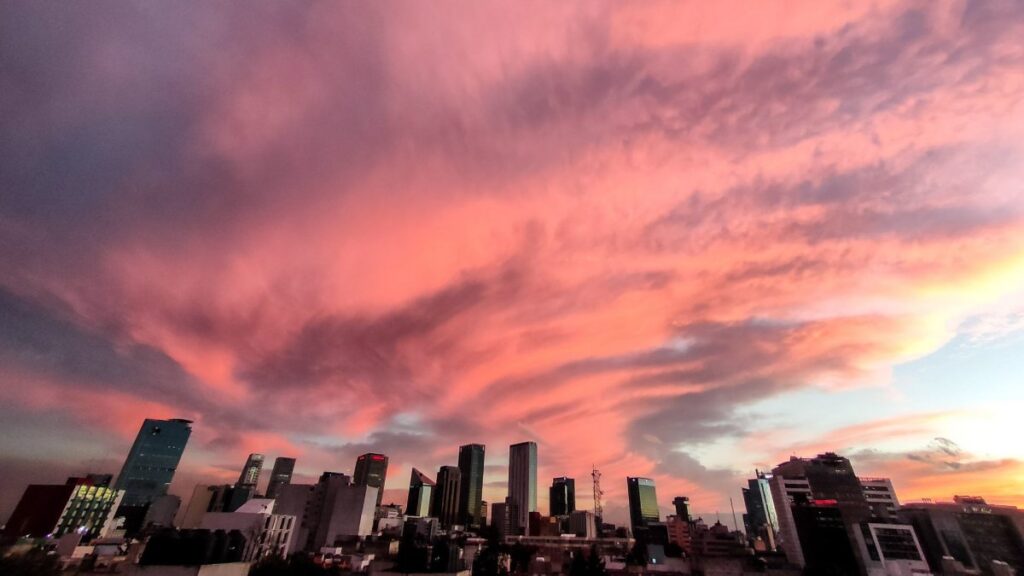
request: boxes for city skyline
[2,0,1024,533]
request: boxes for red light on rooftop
[372,455,385,461]
[812,499,838,506]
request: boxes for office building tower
[769,452,926,575]
[899,496,1024,575]
[114,418,192,507]
[406,468,435,517]
[266,457,296,499]
[200,499,296,561]
[627,477,660,531]
[457,443,485,528]
[431,465,462,528]
[569,510,597,538]
[549,477,576,517]
[273,483,316,554]
[353,452,389,508]
[742,471,778,545]
[311,484,378,547]
[491,502,507,539]
[861,477,900,519]
[508,441,537,535]
[237,453,265,490]
[2,477,124,544]
[672,496,691,522]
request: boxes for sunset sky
[2,0,1024,525]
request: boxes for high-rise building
[406,468,435,517]
[266,457,296,499]
[508,441,537,535]
[549,477,575,516]
[672,496,691,521]
[899,496,1024,575]
[457,444,485,528]
[353,453,389,509]
[770,450,909,569]
[114,418,192,507]
[627,477,659,532]
[431,465,462,528]
[237,453,265,490]
[742,471,778,546]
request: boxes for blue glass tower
[114,418,192,507]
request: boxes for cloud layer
[2,0,1024,522]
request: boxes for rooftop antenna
[730,497,740,532]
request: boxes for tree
[569,550,588,576]
[585,545,609,576]
[472,544,508,576]
[508,542,538,574]
[625,540,648,567]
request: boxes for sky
[1,0,1024,527]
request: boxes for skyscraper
[431,465,462,528]
[457,444,485,528]
[266,457,296,499]
[407,468,435,517]
[549,477,575,516]
[626,477,659,531]
[237,453,264,489]
[353,453,389,508]
[508,441,537,535]
[114,418,192,507]
[742,471,778,544]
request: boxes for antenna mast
[592,465,604,524]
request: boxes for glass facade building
[353,453,389,508]
[457,444,485,528]
[266,457,296,499]
[114,418,192,507]
[549,477,576,516]
[406,468,435,517]
[627,477,659,531]
[508,442,538,534]
[237,453,264,489]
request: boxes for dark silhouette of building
[550,477,576,517]
[114,418,192,507]
[407,468,435,517]
[431,466,462,528]
[672,496,691,521]
[508,442,537,535]
[139,528,246,565]
[627,477,659,532]
[265,457,296,499]
[353,453,388,508]
[791,502,859,576]
[457,444,485,528]
[1,481,77,543]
